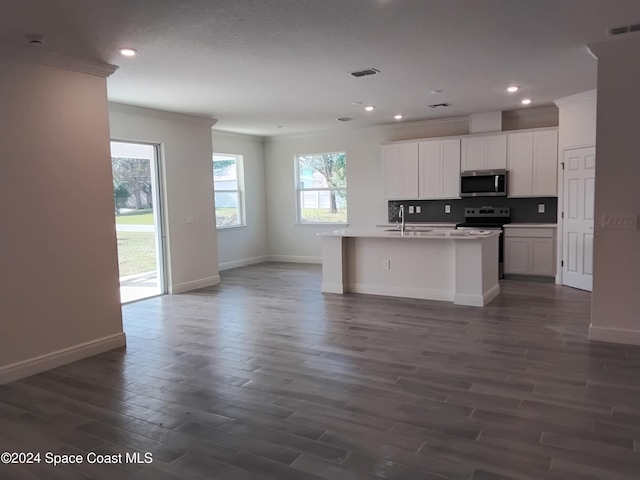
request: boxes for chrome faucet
[398,204,405,233]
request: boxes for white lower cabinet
[504,226,556,277]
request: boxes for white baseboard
[347,283,453,302]
[171,275,221,294]
[588,326,640,346]
[454,284,500,307]
[267,255,322,264]
[0,332,126,385]
[321,282,344,294]
[218,255,269,271]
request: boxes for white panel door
[507,132,534,196]
[504,238,529,274]
[562,146,595,291]
[418,140,441,198]
[532,130,558,196]
[399,143,419,198]
[441,138,461,198]
[461,137,485,171]
[383,143,418,199]
[485,134,508,170]
[383,144,402,199]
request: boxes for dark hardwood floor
[1,262,639,479]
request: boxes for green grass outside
[301,208,347,223]
[116,231,157,277]
[115,209,154,225]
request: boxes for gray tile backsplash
[388,197,558,224]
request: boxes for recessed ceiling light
[521,98,532,105]
[365,105,375,112]
[507,86,519,93]
[119,48,137,57]
[430,90,443,94]
[394,114,403,120]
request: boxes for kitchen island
[318,228,500,307]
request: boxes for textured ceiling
[2,0,640,136]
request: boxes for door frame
[111,138,168,297]
[555,143,596,287]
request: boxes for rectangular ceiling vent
[608,23,640,35]
[429,103,451,108]
[350,68,380,78]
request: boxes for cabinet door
[383,144,402,199]
[383,143,418,199]
[504,238,530,274]
[532,130,558,196]
[418,140,441,198]
[507,132,533,197]
[461,137,485,171]
[441,138,461,198]
[530,238,555,276]
[485,134,507,169]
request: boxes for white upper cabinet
[461,134,507,171]
[382,142,419,199]
[418,138,461,199]
[507,129,558,197]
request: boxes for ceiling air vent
[337,117,353,122]
[429,103,451,108]
[608,23,640,35]
[350,68,380,78]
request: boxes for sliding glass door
[110,141,166,303]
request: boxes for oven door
[460,171,507,197]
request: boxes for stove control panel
[464,207,511,218]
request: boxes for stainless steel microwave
[460,170,508,197]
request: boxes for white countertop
[318,228,500,239]
[503,223,557,228]
[375,222,457,228]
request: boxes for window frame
[295,151,348,225]
[213,153,245,229]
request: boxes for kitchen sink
[384,227,433,232]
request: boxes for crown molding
[0,44,117,78]
[554,89,597,108]
[109,102,218,127]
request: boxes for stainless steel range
[456,207,511,278]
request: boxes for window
[213,154,244,228]
[296,152,347,223]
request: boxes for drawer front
[504,227,555,238]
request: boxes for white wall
[555,90,597,150]
[109,104,220,294]
[264,109,556,262]
[587,36,640,345]
[0,59,124,383]
[212,131,269,269]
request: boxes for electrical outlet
[416,206,421,214]
[408,206,415,214]
[383,259,390,270]
[602,213,638,229]
[186,214,194,224]
[538,203,545,214]
[445,205,451,214]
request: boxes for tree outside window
[213,154,244,227]
[296,152,347,223]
